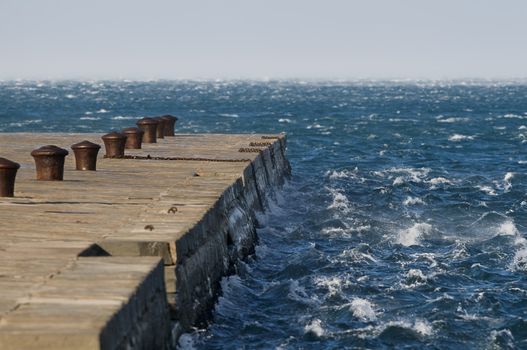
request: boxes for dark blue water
[2,80,527,349]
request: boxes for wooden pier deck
[0,132,289,349]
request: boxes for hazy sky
[1,0,527,80]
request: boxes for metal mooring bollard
[101,132,127,158]
[31,145,69,181]
[160,115,178,137]
[154,117,166,139]
[71,140,101,171]
[0,157,21,197]
[136,117,158,143]
[122,127,144,149]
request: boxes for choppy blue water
[2,80,527,349]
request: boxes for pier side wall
[170,139,291,331]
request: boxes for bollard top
[101,131,127,141]
[122,127,145,135]
[161,114,178,121]
[71,140,101,150]
[0,157,20,169]
[136,117,158,126]
[31,145,69,157]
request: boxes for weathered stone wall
[168,136,291,337]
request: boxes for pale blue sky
[1,0,526,80]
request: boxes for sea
[1,80,527,349]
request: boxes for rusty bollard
[31,145,69,181]
[71,140,101,171]
[0,158,21,197]
[122,127,144,149]
[154,117,166,139]
[161,115,178,137]
[101,132,127,158]
[136,117,158,143]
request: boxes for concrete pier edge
[0,132,290,349]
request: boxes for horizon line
[2,77,527,84]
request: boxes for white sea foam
[495,219,527,271]
[436,117,469,123]
[322,223,370,238]
[327,170,350,179]
[350,298,377,322]
[219,113,239,118]
[451,241,468,259]
[327,188,352,214]
[429,177,452,187]
[288,280,319,306]
[314,275,349,297]
[457,306,495,322]
[304,319,325,337]
[477,185,497,196]
[382,319,433,337]
[79,116,100,120]
[497,220,519,236]
[510,229,527,271]
[9,119,42,127]
[503,172,514,191]
[354,225,372,233]
[65,94,76,99]
[397,223,432,246]
[502,113,524,119]
[412,252,438,268]
[393,177,405,186]
[381,167,431,184]
[278,118,292,123]
[512,247,527,271]
[426,293,454,304]
[413,320,434,336]
[448,134,474,141]
[339,246,377,263]
[326,167,360,180]
[96,108,109,113]
[489,329,516,348]
[399,268,430,289]
[430,177,451,185]
[321,227,348,236]
[112,116,136,120]
[306,123,323,129]
[403,196,425,206]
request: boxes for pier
[0,132,290,349]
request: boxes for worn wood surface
[0,132,285,347]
